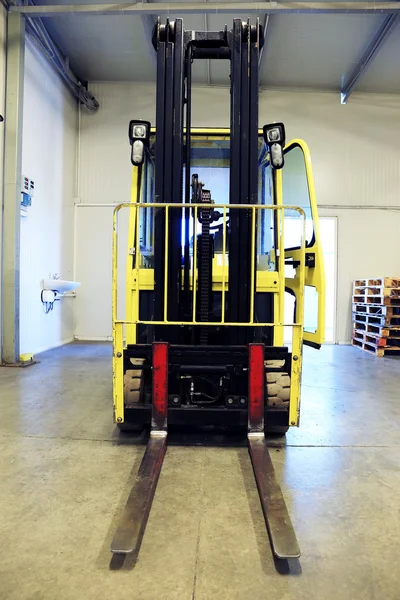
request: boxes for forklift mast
[152,18,262,345]
[110,18,325,564]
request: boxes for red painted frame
[248,343,265,433]
[152,342,168,431]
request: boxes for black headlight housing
[128,120,151,166]
[262,122,286,170]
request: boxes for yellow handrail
[112,202,306,329]
[112,200,307,427]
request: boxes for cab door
[281,140,325,347]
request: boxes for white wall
[74,204,129,340]
[19,39,78,354]
[75,82,400,343]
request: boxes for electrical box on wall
[21,176,34,217]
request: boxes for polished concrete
[1,342,400,599]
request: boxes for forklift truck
[111,18,325,561]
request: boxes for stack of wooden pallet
[352,277,400,357]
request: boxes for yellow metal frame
[113,201,306,425]
[116,202,305,327]
[151,127,263,136]
[283,139,326,347]
[125,166,141,345]
[113,131,325,428]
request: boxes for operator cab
[134,128,324,349]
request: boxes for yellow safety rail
[112,202,306,426]
[113,203,305,326]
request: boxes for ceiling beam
[341,14,399,103]
[10,2,400,17]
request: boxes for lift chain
[198,189,213,345]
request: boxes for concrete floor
[1,343,400,600]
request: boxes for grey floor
[1,343,400,600]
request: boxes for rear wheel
[265,362,290,437]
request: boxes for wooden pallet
[352,312,400,327]
[352,320,400,338]
[353,285,400,298]
[352,329,400,346]
[353,277,400,288]
[352,295,400,306]
[352,338,400,357]
[352,304,400,317]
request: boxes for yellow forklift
[111,18,325,561]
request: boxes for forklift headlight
[263,123,285,146]
[263,122,286,170]
[133,125,147,138]
[266,127,280,143]
[128,119,151,165]
[132,140,144,165]
[270,143,283,168]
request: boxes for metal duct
[25,3,99,112]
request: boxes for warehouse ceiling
[26,0,400,95]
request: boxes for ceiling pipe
[341,14,399,103]
[25,1,99,111]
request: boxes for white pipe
[74,203,123,207]
[319,205,400,210]
[75,103,81,201]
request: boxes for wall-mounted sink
[41,279,81,294]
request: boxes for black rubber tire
[117,422,145,433]
[265,425,289,437]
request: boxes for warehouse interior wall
[19,39,78,354]
[0,6,7,347]
[74,82,400,344]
